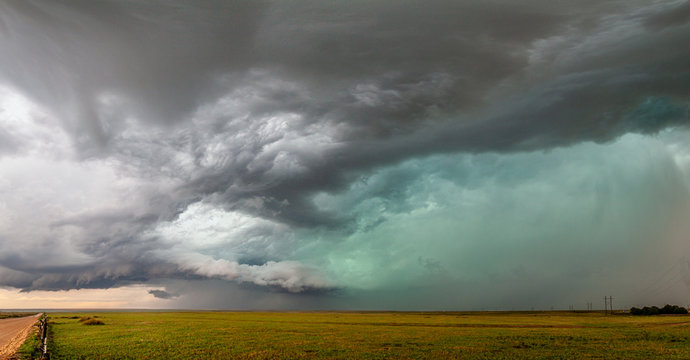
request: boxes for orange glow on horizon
[0,285,170,309]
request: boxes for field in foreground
[47,311,690,359]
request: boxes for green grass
[0,312,36,319]
[47,311,690,359]
[15,321,42,360]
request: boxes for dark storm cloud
[143,0,689,229]
[644,0,690,30]
[148,289,178,299]
[0,0,688,296]
[0,0,267,153]
[1,236,184,292]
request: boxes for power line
[633,257,686,299]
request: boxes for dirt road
[0,313,41,359]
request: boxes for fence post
[40,314,49,360]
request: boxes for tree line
[630,304,688,315]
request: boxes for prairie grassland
[0,312,36,319]
[47,311,690,359]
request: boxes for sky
[0,0,689,310]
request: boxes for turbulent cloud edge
[172,255,336,293]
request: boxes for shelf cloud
[0,0,688,308]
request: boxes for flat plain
[46,311,690,359]
[0,313,35,320]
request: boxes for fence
[37,315,49,360]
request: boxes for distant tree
[661,304,688,315]
[630,304,688,315]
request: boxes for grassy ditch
[13,315,43,360]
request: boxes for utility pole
[609,296,614,314]
[604,296,608,315]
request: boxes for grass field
[0,312,35,319]
[46,311,690,359]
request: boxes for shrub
[79,316,104,325]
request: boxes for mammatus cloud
[0,0,688,308]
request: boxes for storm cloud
[148,289,177,300]
[0,0,688,309]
